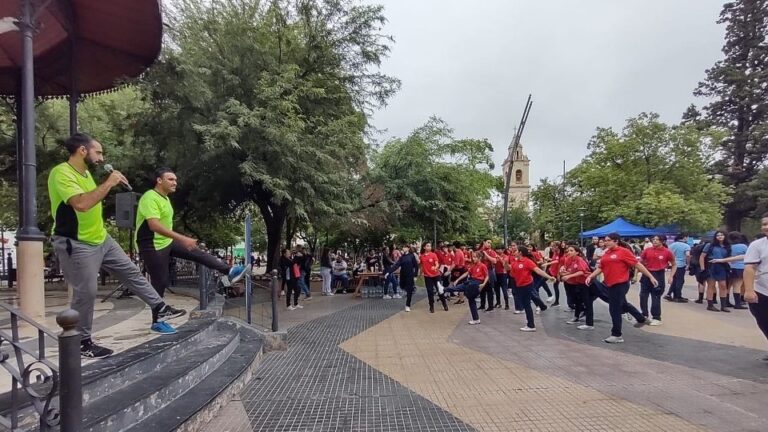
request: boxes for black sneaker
[663,295,673,302]
[156,304,187,321]
[81,340,114,359]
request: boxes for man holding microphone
[48,133,186,358]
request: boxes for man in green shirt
[136,167,249,298]
[48,133,186,359]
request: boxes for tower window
[515,169,523,184]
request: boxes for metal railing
[197,266,279,331]
[0,304,82,432]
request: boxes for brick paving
[214,280,768,432]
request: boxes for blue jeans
[384,273,399,295]
[298,270,311,297]
[331,273,350,292]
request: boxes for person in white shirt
[743,214,768,362]
[331,256,350,292]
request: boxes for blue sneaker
[150,322,177,335]
[229,264,252,285]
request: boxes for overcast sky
[366,0,726,185]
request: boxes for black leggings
[424,276,448,309]
[141,240,230,297]
[285,279,300,307]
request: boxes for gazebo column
[16,0,45,322]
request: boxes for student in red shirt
[506,243,524,313]
[510,246,556,332]
[449,251,489,324]
[531,244,555,302]
[451,243,468,305]
[479,239,499,312]
[586,233,657,343]
[639,235,676,326]
[493,246,511,310]
[560,246,594,329]
[439,242,454,292]
[420,242,449,313]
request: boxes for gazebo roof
[0,0,162,97]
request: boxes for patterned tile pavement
[205,280,768,432]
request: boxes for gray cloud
[368,0,726,184]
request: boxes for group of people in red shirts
[411,232,668,344]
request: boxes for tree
[695,0,768,230]
[538,113,728,237]
[133,0,399,270]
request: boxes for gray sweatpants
[53,235,163,340]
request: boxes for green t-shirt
[135,189,174,251]
[47,162,107,245]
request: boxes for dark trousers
[668,267,687,298]
[285,279,299,307]
[141,240,230,297]
[568,282,593,326]
[454,280,481,320]
[494,273,509,307]
[608,281,645,337]
[480,271,496,309]
[640,270,666,320]
[564,282,576,309]
[401,278,415,307]
[509,277,523,310]
[748,292,768,342]
[424,276,447,309]
[331,274,350,291]
[536,275,553,297]
[516,284,536,328]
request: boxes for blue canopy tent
[579,217,658,238]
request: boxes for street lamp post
[578,207,586,248]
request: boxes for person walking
[586,233,655,344]
[280,249,302,310]
[48,133,186,358]
[561,245,594,330]
[319,249,334,296]
[387,244,419,312]
[420,242,448,313]
[665,234,691,303]
[449,251,489,324]
[742,214,768,362]
[638,235,675,326]
[509,246,555,332]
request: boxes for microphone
[103,164,133,191]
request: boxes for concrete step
[82,320,240,432]
[124,324,265,432]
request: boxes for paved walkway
[206,277,768,432]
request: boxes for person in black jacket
[387,244,419,312]
[279,249,303,310]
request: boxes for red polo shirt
[436,250,447,265]
[640,246,673,272]
[510,257,538,287]
[599,246,638,286]
[562,255,590,285]
[468,262,489,282]
[420,252,441,277]
[493,252,507,274]
[454,251,466,268]
[481,247,499,270]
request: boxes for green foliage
[694,0,768,229]
[533,113,728,239]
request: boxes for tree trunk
[724,204,743,232]
[255,197,287,273]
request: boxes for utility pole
[503,95,533,247]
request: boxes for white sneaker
[393,294,402,299]
[514,310,523,314]
[328,292,335,296]
[287,306,296,311]
[520,326,537,332]
[577,325,594,330]
[383,294,392,299]
[468,320,481,325]
[565,318,580,324]
[535,307,541,315]
[546,296,555,303]
[295,304,304,309]
[603,336,624,344]
[649,319,662,326]
[405,306,411,312]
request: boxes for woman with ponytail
[510,246,555,332]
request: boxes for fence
[0,304,82,432]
